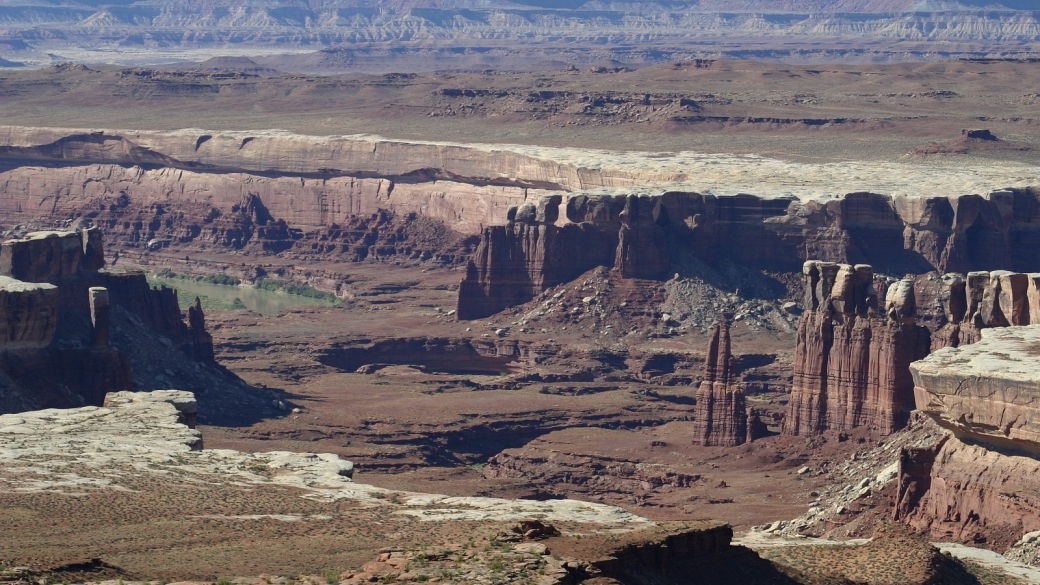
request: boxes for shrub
[254,278,339,303]
[199,274,241,286]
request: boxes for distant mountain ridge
[0,0,1038,69]
[6,0,1035,12]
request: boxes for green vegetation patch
[146,277,247,311]
[254,278,340,303]
[154,269,241,286]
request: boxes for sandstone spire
[693,321,747,447]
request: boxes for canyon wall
[0,228,219,413]
[2,127,1040,318]
[782,261,930,436]
[457,189,1040,319]
[900,325,1040,548]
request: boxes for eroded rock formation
[930,268,1040,351]
[693,321,747,447]
[913,326,1040,450]
[784,261,930,436]
[0,229,219,413]
[0,277,58,349]
[457,188,1040,319]
[3,128,1040,319]
[899,327,1040,547]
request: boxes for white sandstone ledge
[912,325,1040,387]
[0,390,649,528]
[911,325,1040,446]
[0,125,1037,202]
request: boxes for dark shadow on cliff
[105,306,285,427]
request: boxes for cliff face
[692,321,747,447]
[783,261,930,436]
[0,229,219,414]
[3,127,1040,320]
[913,326,1040,451]
[457,189,1040,319]
[0,277,58,350]
[900,326,1040,548]
[457,196,623,319]
[2,128,1040,283]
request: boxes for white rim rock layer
[1,126,1038,202]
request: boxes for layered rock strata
[783,261,930,436]
[692,321,747,447]
[2,128,1040,317]
[912,326,1040,451]
[931,269,1040,350]
[0,276,58,349]
[899,327,1040,547]
[458,188,1040,319]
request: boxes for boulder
[535,194,563,224]
[514,202,537,224]
[884,277,916,322]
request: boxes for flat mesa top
[192,129,1040,201]
[913,325,1040,385]
[1,126,1037,202]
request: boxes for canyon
[4,54,1040,584]
[2,125,1040,319]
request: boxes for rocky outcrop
[893,438,949,523]
[930,269,1040,350]
[0,229,216,363]
[783,261,930,436]
[0,276,58,349]
[0,229,223,413]
[889,325,1040,550]
[457,196,617,319]
[692,321,747,447]
[614,195,671,280]
[912,325,1040,451]
[185,297,214,362]
[900,435,1040,548]
[0,389,652,527]
[88,286,110,349]
[458,188,1040,319]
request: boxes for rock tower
[693,321,748,447]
